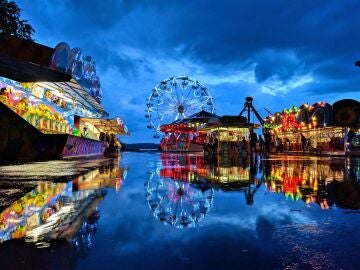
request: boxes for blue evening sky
[17,0,360,143]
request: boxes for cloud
[15,0,360,142]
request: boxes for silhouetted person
[250,130,257,154]
[81,127,88,138]
[264,131,271,155]
[301,134,307,152]
[258,134,264,154]
[99,132,105,141]
[275,137,283,153]
[239,137,248,156]
[347,129,355,150]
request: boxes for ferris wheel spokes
[145,76,215,139]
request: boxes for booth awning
[81,117,128,135]
[39,79,108,118]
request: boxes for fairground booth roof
[81,117,128,135]
[160,110,219,133]
[198,115,261,131]
[264,99,360,132]
[0,34,108,118]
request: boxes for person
[301,134,307,152]
[258,134,264,153]
[346,129,356,150]
[112,136,121,153]
[284,137,291,151]
[99,132,105,141]
[212,133,218,154]
[249,130,258,154]
[239,136,248,156]
[81,127,88,138]
[264,131,271,155]
[275,136,283,153]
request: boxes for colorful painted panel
[62,135,105,157]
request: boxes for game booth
[263,99,360,155]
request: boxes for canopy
[198,115,260,131]
[160,110,219,133]
[81,117,128,135]
[39,79,108,118]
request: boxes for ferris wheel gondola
[145,76,215,138]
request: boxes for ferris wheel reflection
[145,153,265,228]
[145,170,214,228]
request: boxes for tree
[0,0,34,40]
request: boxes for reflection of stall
[263,158,360,209]
[0,34,128,162]
[73,161,127,192]
[157,153,262,205]
[159,152,208,181]
[0,181,106,243]
[0,160,125,243]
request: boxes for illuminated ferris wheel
[145,76,215,138]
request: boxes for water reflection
[150,153,360,215]
[145,169,214,228]
[0,159,127,246]
[145,153,215,228]
[200,155,262,205]
[263,157,360,209]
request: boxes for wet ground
[0,152,359,270]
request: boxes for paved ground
[0,156,118,210]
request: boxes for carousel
[159,110,219,151]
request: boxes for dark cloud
[16,0,360,142]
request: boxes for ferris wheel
[145,76,215,138]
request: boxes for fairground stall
[0,34,128,162]
[199,115,261,155]
[159,110,218,151]
[263,99,360,155]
